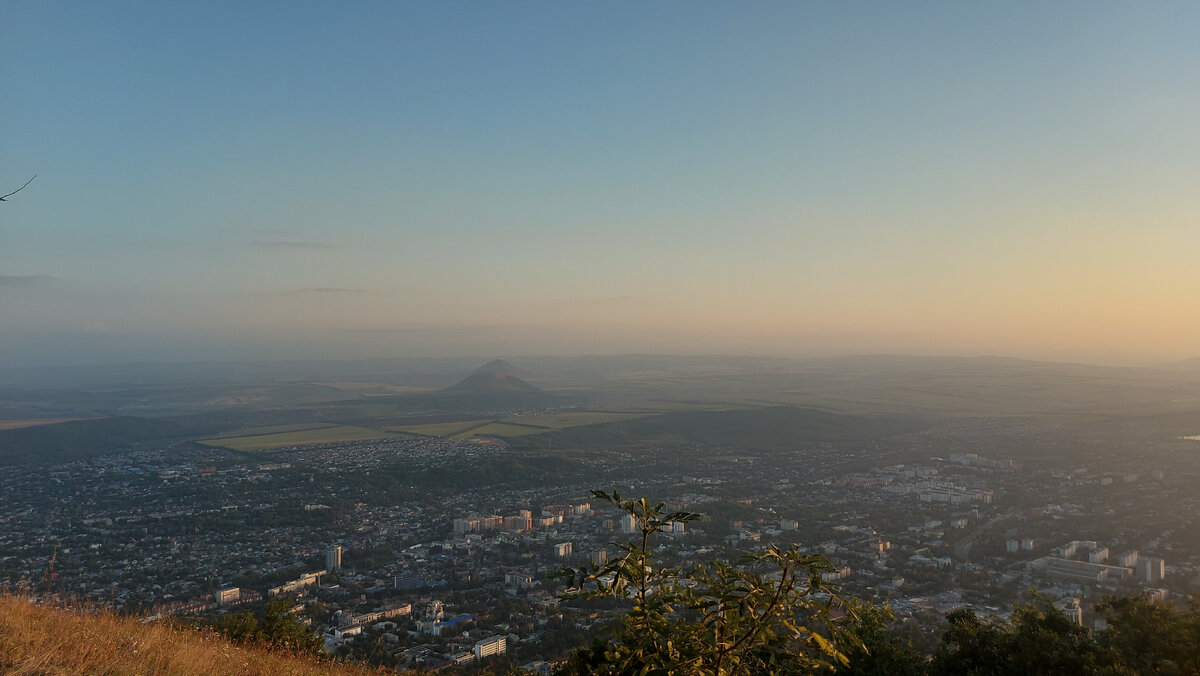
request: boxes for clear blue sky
[3,2,1200,366]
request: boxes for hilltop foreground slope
[0,595,376,676]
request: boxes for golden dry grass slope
[0,595,380,676]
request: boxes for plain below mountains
[471,358,536,379]
[508,405,929,452]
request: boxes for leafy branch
[557,489,867,675]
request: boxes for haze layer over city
[4,3,1200,675]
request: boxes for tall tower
[620,514,637,534]
[1055,597,1083,626]
[1137,557,1165,584]
[325,545,342,572]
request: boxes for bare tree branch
[0,175,37,201]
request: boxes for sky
[3,2,1200,367]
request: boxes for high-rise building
[554,542,573,557]
[217,587,240,606]
[1137,557,1165,584]
[620,514,637,534]
[505,572,533,588]
[325,545,342,572]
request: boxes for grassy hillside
[509,406,928,451]
[0,595,380,675]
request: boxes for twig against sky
[0,175,36,202]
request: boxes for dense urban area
[4,375,1200,673]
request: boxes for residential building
[474,635,507,660]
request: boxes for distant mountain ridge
[1165,357,1200,370]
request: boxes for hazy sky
[3,2,1200,366]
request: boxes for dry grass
[0,595,381,676]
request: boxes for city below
[3,354,1199,672]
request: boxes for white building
[505,572,533,588]
[474,635,507,660]
[217,587,240,606]
[268,571,323,596]
[820,566,852,582]
[1055,597,1083,626]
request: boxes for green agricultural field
[396,411,656,439]
[200,425,404,451]
[0,418,91,431]
[201,423,337,440]
[506,406,927,453]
